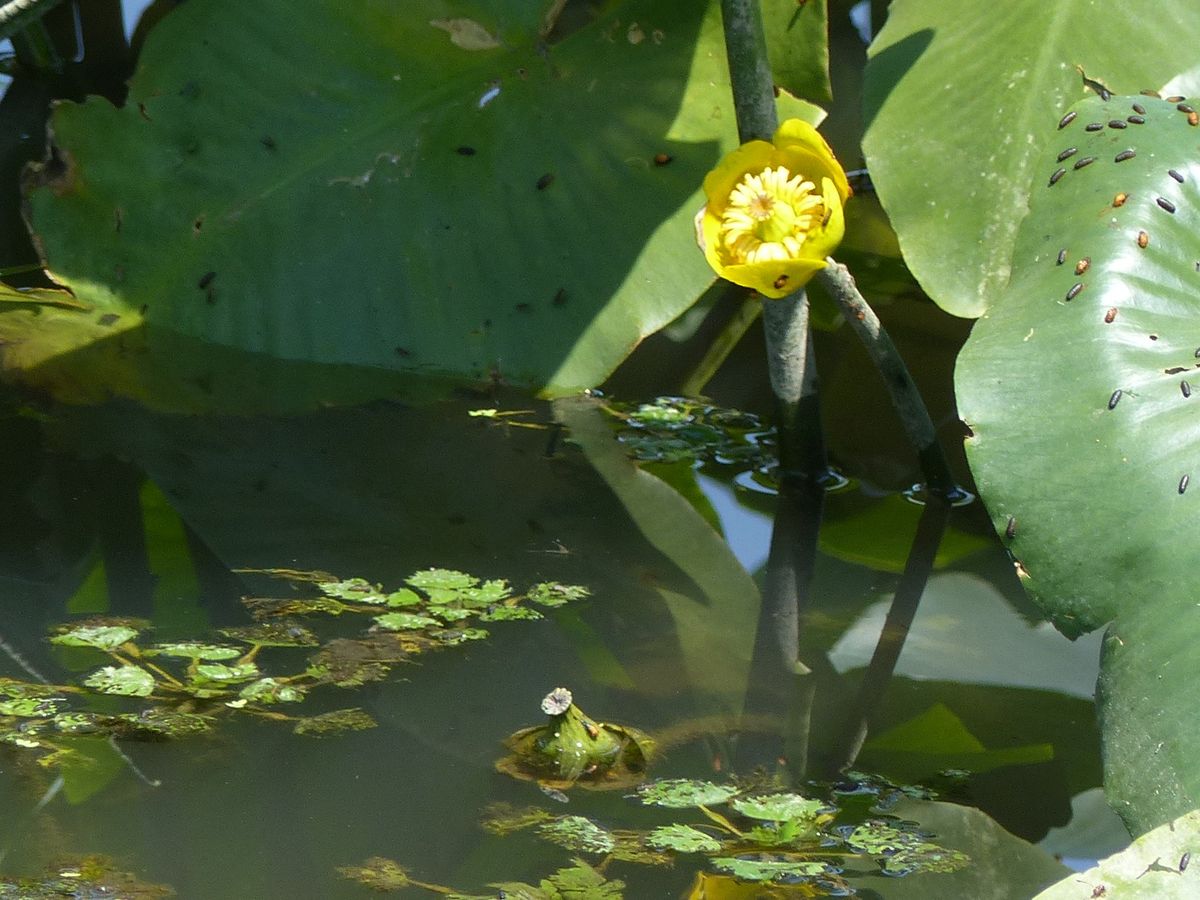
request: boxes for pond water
[0,4,1136,896]
[0,303,1129,896]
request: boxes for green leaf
[730,793,826,823]
[645,823,722,853]
[83,665,155,697]
[537,816,616,854]
[384,588,422,607]
[16,0,800,402]
[373,612,442,631]
[526,582,591,608]
[636,778,739,808]
[0,696,64,717]
[954,93,1200,831]
[478,604,542,622]
[1033,808,1200,899]
[863,0,1200,317]
[239,677,304,704]
[50,624,138,651]
[317,578,387,604]
[116,708,212,739]
[710,856,830,881]
[406,569,477,591]
[763,0,830,104]
[144,641,243,660]
[192,662,260,684]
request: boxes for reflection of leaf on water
[84,665,155,697]
[293,707,376,737]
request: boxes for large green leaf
[863,0,1200,317]
[956,93,1200,832]
[16,0,820,401]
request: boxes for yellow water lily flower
[696,119,851,298]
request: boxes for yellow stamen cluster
[719,166,824,265]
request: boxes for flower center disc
[720,166,824,265]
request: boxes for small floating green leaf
[538,816,616,854]
[0,677,60,699]
[526,582,591,608]
[144,642,243,660]
[318,577,387,603]
[239,677,304,704]
[50,624,138,651]
[193,662,260,683]
[844,821,922,855]
[731,793,826,822]
[434,627,489,645]
[293,707,377,737]
[0,696,64,717]
[374,612,442,631]
[479,605,542,623]
[385,588,422,607]
[459,579,512,606]
[53,712,110,734]
[406,568,477,591]
[492,859,623,900]
[84,665,155,697]
[432,607,474,622]
[637,779,739,809]
[645,824,722,854]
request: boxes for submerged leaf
[84,665,155,697]
[637,779,739,809]
[336,856,410,891]
[318,577,387,604]
[0,678,61,699]
[192,662,260,684]
[479,604,542,622]
[293,707,377,737]
[116,708,213,739]
[645,823,722,854]
[220,622,319,647]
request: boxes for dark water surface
[0,381,1127,898]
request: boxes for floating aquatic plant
[605,396,772,466]
[0,569,590,781]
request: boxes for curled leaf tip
[697,119,850,298]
